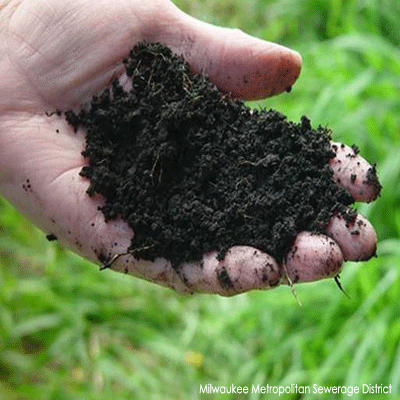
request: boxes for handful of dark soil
[66,42,354,266]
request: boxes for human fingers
[108,235,343,296]
[283,214,376,286]
[324,143,380,261]
[107,246,281,296]
[282,142,381,285]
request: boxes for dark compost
[66,42,355,266]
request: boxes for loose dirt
[66,42,356,266]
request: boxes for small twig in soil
[99,245,156,270]
[238,159,257,167]
[150,153,162,185]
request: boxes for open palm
[0,0,379,295]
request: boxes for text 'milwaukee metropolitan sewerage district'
[199,383,392,396]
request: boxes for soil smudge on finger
[66,42,357,266]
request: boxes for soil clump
[66,42,355,266]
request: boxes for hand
[0,0,379,295]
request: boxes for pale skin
[0,0,380,295]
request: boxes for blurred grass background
[1,0,400,398]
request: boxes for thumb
[145,1,302,100]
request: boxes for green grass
[1,0,400,398]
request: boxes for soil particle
[94,247,112,267]
[46,233,57,241]
[65,42,357,266]
[262,264,281,287]
[217,267,234,290]
[365,164,382,200]
[22,179,32,193]
[350,144,360,156]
